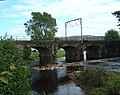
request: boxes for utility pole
[65,18,83,42]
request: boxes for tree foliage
[112,11,120,29]
[0,40,31,95]
[24,12,57,40]
[23,47,31,60]
[105,29,120,41]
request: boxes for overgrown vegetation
[74,67,120,95]
[0,40,31,95]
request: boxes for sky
[0,0,120,38]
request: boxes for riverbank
[68,70,120,95]
[30,57,120,95]
[67,58,120,95]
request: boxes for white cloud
[12,5,33,11]
[7,28,27,37]
[1,0,120,37]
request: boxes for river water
[82,58,120,72]
[30,57,120,95]
[30,57,85,95]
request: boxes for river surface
[30,57,85,95]
[82,58,120,72]
[49,81,85,95]
[30,57,120,95]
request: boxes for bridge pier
[35,47,54,65]
[52,54,57,63]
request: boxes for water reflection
[30,57,85,95]
[57,57,65,64]
[51,81,85,95]
[31,57,120,95]
[32,78,58,94]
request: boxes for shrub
[0,40,31,95]
[74,67,120,95]
[103,72,120,94]
[23,47,31,60]
[80,67,106,87]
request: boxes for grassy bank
[72,68,120,95]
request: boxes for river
[82,58,120,72]
[30,57,120,95]
[30,57,85,95]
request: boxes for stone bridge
[15,40,120,64]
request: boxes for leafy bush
[0,40,31,95]
[23,47,31,60]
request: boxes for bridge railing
[0,36,105,41]
[58,36,105,41]
[0,36,31,41]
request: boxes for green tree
[0,40,31,95]
[24,12,57,40]
[105,29,120,41]
[112,11,120,29]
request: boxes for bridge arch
[33,47,53,64]
[85,45,102,60]
[103,44,119,58]
[61,46,81,62]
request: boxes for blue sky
[0,0,120,38]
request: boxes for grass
[56,49,65,58]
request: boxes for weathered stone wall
[16,40,120,63]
